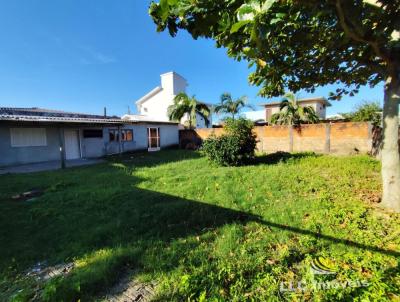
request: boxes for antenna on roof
[127,105,131,115]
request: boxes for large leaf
[236,1,259,21]
[159,0,170,21]
[231,20,251,33]
[261,0,277,12]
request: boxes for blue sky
[0,0,383,117]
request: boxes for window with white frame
[10,128,47,147]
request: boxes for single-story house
[260,97,332,122]
[0,107,179,167]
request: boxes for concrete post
[58,128,66,169]
[325,123,331,153]
[118,126,122,155]
[289,126,294,152]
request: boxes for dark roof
[0,107,123,124]
[0,107,119,119]
[0,107,179,125]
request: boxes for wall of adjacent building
[179,122,383,155]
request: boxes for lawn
[0,150,399,301]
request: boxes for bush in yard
[201,118,257,166]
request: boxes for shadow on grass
[253,151,321,165]
[0,149,397,301]
[253,218,399,257]
[106,149,201,169]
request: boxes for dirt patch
[25,261,75,281]
[11,189,44,202]
[358,190,382,204]
[104,271,157,302]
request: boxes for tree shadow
[0,150,397,301]
[253,218,399,258]
[106,149,201,169]
[253,151,321,165]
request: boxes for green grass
[0,150,399,301]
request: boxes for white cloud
[79,47,117,65]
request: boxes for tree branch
[335,0,390,72]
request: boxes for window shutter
[10,128,47,147]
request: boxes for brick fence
[179,122,399,155]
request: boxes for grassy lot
[0,150,399,301]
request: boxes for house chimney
[160,72,188,95]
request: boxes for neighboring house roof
[326,114,345,120]
[260,97,332,107]
[134,72,212,110]
[135,86,163,106]
[121,114,178,124]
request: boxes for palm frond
[220,93,233,103]
[273,92,320,125]
[270,112,283,125]
[302,106,319,123]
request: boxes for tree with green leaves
[168,92,211,129]
[214,93,254,120]
[341,101,383,125]
[150,0,400,211]
[270,92,319,125]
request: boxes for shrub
[201,118,257,166]
[341,101,382,126]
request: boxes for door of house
[64,130,81,159]
[147,127,160,152]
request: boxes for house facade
[0,108,179,167]
[133,72,212,128]
[261,97,331,122]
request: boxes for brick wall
[180,122,383,155]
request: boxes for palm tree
[270,92,319,126]
[214,93,254,120]
[167,92,211,129]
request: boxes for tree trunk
[381,75,400,211]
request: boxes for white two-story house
[129,72,212,128]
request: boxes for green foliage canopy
[150,0,400,99]
[341,100,383,125]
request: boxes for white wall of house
[242,110,266,122]
[135,72,212,128]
